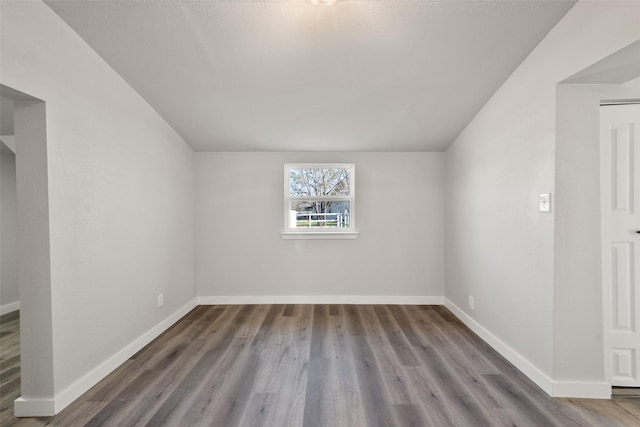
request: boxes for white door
[601,103,640,387]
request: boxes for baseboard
[444,298,554,396]
[197,295,444,305]
[14,397,56,418]
[15,298,198,417]
[551,381,611,399]
[0,301,20,315]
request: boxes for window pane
[290,168,350,197]
[288,200,351,228]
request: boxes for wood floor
[1,310,20,425]
[1,305,640,426]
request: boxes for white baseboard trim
[444,298,613,399]
[14,397,56,418]
[198,295,444,305]
[0,301,20,315]
[551,381,611,399]
[15,298,198,417]
[444,298,554,396]
[197,295,444,305]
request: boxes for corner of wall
[444,298,554,395]
[445,298,615,399]
[14,298,197,417]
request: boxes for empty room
[1,0,640,425]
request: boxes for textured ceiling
[45,0,575,152]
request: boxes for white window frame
[281,163,359,240]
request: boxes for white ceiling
[45,0,575,152]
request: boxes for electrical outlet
[469,296,475,311]
[157,293,164,307]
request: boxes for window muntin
[284,164,355,232]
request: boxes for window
[281,163,358,239]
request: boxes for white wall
[1,0,196,414]
[445,1,640,397]
[196,152,444,302]
[1,146,20,314]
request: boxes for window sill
[280,231,360,240]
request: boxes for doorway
[0,94,21,422]
[1,115,19,315]
[0,84,55,417]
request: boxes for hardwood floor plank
[301,304,368,427]
[345,306,397,427]
[483,373,586,427]
[181,338,258,427]
[294,304,313,342]
[251,309,309,427]
[2,311,19,320]
[84,369,159,427]
[348,335,398,427]
[239,392,276,427]
[143,305,257,426]
[309,305,329,358]
[402,366,455,426]
[0,311,22,427]
[302,356,328,427]
[1,367,20,388]
[407,305,506,414]
[324,306,367,427]
[252,313,310,394]
[598,399,640,426]
[392,403,430,427]
[235,304,271,339]
[0,376,21,418]
[39,403,108,427]
[0,354,20,373]
[613,399,640,426]
[144,348,227,426]
[344,304,364,336]
[82,360,138,404]
[373,306,420,367]
[302,305,329,427]
[358,306,416,405]
[414,343,495,426]
[282,305,297,317]
[387,306,422,347]
[250,304,284,348]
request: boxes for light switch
[539,193,551,212]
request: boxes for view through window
[284,164,355,231]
